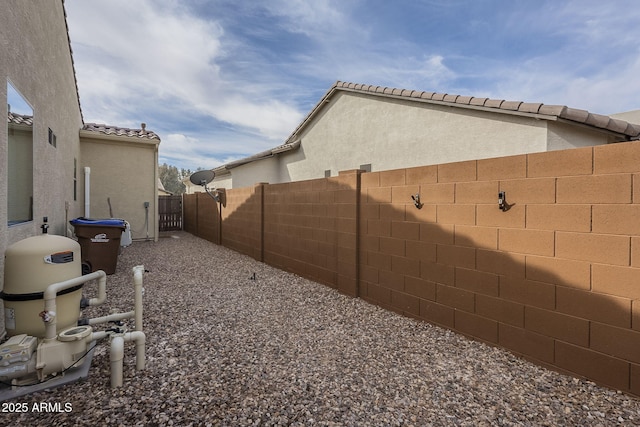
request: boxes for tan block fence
[184,141,640,396]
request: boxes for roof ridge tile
[82,122,160,140]
[518,102,543,114]
[501,100,523,111]
[559,107,590,122]
[484,99,504,108]
[469,97,488,106]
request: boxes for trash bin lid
[70,217,127,227]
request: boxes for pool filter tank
[0,228,146,394]
[2,234,83,338]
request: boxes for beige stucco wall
[280,92,552,182]
[221,91,617,187]
[226,156,284,188]
[610,110,640,126]
[280,92,618,182]
[80,135,159,241]
[1,1,84,290]
[546,121,614,151]
[1,1,84,338]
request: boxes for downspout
[84,167,91,217]
[153,144,159,241]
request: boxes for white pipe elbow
[125,331,146,371]
[87,270,107,306]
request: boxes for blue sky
[65,0,640,171]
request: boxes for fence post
[336,169,363,297]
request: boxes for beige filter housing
[2,235,83,337]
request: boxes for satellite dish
[189,170,215,186]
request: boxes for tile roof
[214,139,301,172]
[82,122,161,141]
[7,112,34,126]
[285,80,640,142]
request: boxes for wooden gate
[158,195,182,231]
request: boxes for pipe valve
[39,310,56,323]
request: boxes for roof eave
[218,139,301,171]
[554,118,637,141]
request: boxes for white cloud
[66,0,640,171]
[159,133,227,170]
[261,0,360,39]
[66,0,302,143]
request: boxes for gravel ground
[2,231,640,426]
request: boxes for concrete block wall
[222,184,263,261]
[184,192,220,245]
[360,141,640,395]
[263,171,359,296]
[183,140,640,395]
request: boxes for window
[7,81,34,225]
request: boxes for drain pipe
[84,167,91,218]
[42,270,106,340]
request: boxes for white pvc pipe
[84,167,91,217]
[88,311,134,326]
[133,265,144,331]
[125,331,146,371]
[43,270,106,340]
[107,267,146,388]
[109,331,146,388]
[85,266,141,326]
[87,272,107,306]
[110,335,124,388]
[90,330,109,342]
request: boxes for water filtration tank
[1,235,83,338]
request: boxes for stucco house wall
[80,133,159,241]
[281,92,554,181]
[200,82,639,190]
[1,0,84,269]
[228,156,283,189]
